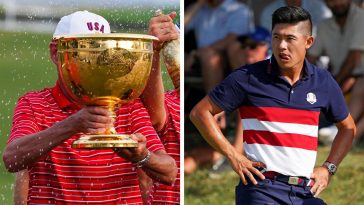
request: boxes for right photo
[184,0,364,204]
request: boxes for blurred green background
[0,4,179,204]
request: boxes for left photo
[0,1,180,204]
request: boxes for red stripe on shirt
[244,130,318,151]
[240,106,320,125]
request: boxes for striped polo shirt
[149,90,180,204]
[8,82,164,204]
[209,57,349,178]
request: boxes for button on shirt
[209,57,349,178]
[186,0,254,48]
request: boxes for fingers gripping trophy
[54,12,158,149]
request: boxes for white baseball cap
[53,10,111,38]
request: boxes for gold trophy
[56,33,158,149]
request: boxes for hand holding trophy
[56,33,158,148]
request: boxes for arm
[190,96,265,185]
[140,51,166,131]
[141,12,179,131]
[3,106,114,172]
[326,114,356,165]
[115,134,177,185]
[233,112,244,155]
[142,150,177,185]
[335,50,363,85]
[14,170,28,205]
[310,114,356,197]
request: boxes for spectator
[228,26,271,69]
[185,0,254,92]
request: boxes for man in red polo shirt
[3,11,177,205]
[139,13,180,204]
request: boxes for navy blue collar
[267,56,314,80]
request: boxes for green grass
[0,30,173,204]
[185,147,364,205]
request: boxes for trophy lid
[54,33,158,41]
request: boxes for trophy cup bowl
[56,33,158,149]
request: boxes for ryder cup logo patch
[306,92,317,104]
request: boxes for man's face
[325,0,351,18]
[272,21,313,70]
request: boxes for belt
[263,171,313,187]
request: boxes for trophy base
[72,134,138,149]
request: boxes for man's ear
[305,35,314,50]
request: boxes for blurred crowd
[184,0,364,174]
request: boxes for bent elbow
[170,160,178,184]
[2,149,17,173]
[152,121,165,133]
[163,159,178,185]
[149,112,167,132]
[189,106,200,125]
[162,174,177,186]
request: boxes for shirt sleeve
[208,67,249,113]
[322,74,349,123]
[130,99,165,152]
[8,96,41,144]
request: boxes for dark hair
[272,6,312,35]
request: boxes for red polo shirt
[8,82,164,204]
[149,89,180,205]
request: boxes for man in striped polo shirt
[3,11,177,205]
[190,6,356,205]
[139,13,181,204]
